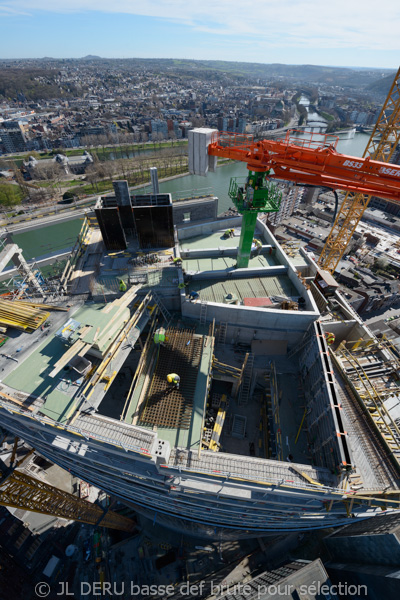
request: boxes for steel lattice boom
[0,469,135,531]
[319,67,400,272]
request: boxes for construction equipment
[0,465,135,531]
[319,67,400,272]
[190,75,400,268]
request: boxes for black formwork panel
[95,206,127,251]
[119,205,136,236]
[133,205,174,249]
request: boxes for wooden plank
[49,339,89,378]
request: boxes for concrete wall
[178,216,319,313]
[177,214,319,339]
[299,321,352,471]
[173,197,218,225]
[256,219,319,313]
[181,296,318,345]
[177,216,242,241]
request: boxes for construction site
[0,69,400,552]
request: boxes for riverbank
[3,139,189,164]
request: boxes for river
[12,132,371,259]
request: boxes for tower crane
[189,67,400,270]
[319,67,400,272]
[0,439,135,531]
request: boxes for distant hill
[0,68,79,100]
[0,58,394,101]
[113,58,393,87]
[367,72,397,96]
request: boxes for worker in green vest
[251,238,262,256]
[154,327,168,346]
[167,373,180,389]
[173,256,182,265]
[119,279,127,292]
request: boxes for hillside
[0,68,79,100]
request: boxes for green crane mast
[228,170,282,268]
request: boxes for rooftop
[186,274,299,304]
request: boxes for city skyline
[0,0,399,69]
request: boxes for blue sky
[0,1,399,69]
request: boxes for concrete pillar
[150,167,159,195]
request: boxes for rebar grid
[139,328,203,429]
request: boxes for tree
[62,190,77,201]
[0,183,21,207]
[85,164,102,192]
[375,257,388,270]
[99,161,116,183]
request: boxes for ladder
[288,329,310,359]
[218,322,228,344]
[151,290,171,322]
[238,353,254,406]
[200,300,207,325]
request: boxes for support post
[237,211,258,268]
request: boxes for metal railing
[0,396,155,456]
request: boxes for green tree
[0,183,22,207]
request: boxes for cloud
[0,4,30,15]
[1,0,399,51]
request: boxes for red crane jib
[208,131,400,202]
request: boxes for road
[363,303,400,325]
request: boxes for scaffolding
[334,341,400,472]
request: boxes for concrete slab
[186,275,298,303]
[183,252,277,272]
[3,335,81,423]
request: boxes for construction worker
[173,256,182,265]
[246,179,254,207]
[251,238,262,256]
[154,327,168,345]
[167,373,180,389]
[223,229,232,239]
[119,279,127,292]
[325,332,335,346]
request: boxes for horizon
[0,56,397,73]
[0,1,399,69]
